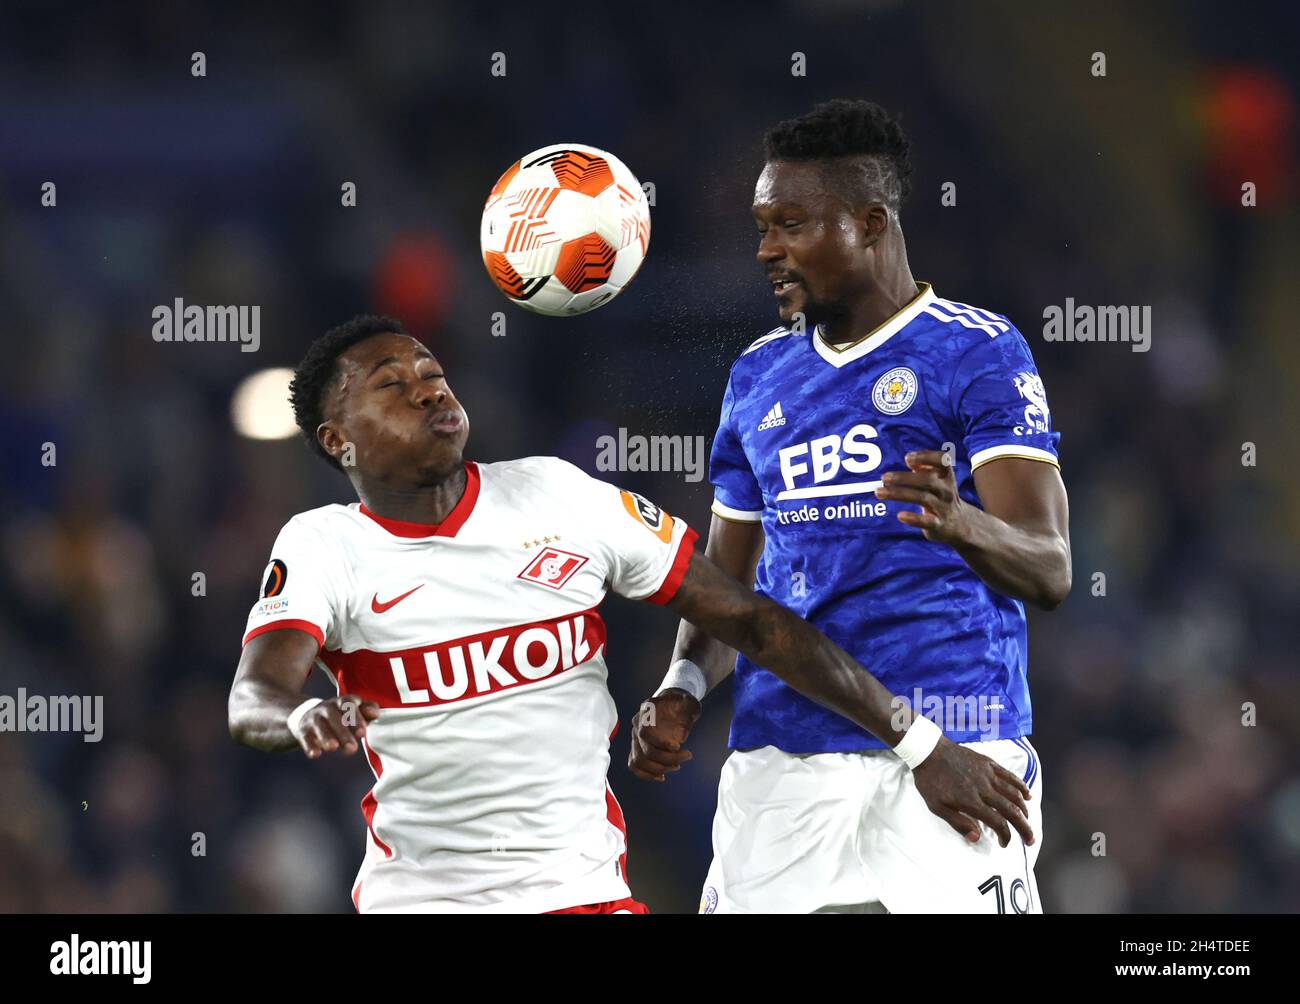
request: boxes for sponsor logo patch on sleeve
[619,490,674,543]
[261,559,288,598]
[254,597,290,617]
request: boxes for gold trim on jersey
[970,452,1061,473]
[816,281,933,354]
[710,501,763,524]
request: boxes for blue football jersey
[711,283,1060,753]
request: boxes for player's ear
[317,422,343,464]
[859,203,890,248]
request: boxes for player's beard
[787,290,845,334]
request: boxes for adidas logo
[757,402,786,431]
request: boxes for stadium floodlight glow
[231,367,298,440]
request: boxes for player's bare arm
[635,548,1035,848]
[876,450,1071,610]
[667,513,763,690]
[228,628,379,758]
[631,515,763,783]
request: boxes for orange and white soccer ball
[480,143,651,316]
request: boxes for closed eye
[757,221,802,235]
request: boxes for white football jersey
[242,457,697,913]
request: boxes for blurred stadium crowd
[1,1,1298,912]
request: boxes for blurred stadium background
[1,0,1298,913]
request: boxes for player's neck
[356,463,468,526]
[820,270,920,346]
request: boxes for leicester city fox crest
[871,367,918,415]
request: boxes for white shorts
[699,738,1043,914]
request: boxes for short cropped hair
[764,98,913,211]
[289,314,406,469]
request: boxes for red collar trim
[358,461,481,539]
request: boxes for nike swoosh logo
[371,584,424,614]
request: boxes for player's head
[289,315,469,489]
[757,98,913,326]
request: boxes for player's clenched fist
[290,695,381,759]
[628,690,700,782]
[911,737,1034,848]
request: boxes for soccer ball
[480,143,651,316]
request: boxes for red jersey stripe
[642,527,698,605]
[242,618,324,649]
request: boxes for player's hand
[876,449,973,546]
[293,695,381,759]
[910,737,1034,848]
[628,690,700,782]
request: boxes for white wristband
[654,659,707,703]
[287,698,323,738]
[894,715,942,770]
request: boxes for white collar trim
[812,283,936,368]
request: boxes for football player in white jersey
[227,314,1034,914]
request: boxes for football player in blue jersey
[631,99,1071,914]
